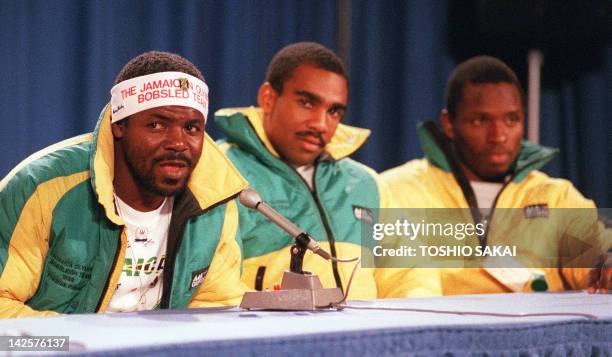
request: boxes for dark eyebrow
[466,109,523,116]
[295,90,323,104]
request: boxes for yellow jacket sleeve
[555,182,609,289]
[189,200,248,307]
[371,174,443,298]
[375,267,442,298]
[0,186,63,318]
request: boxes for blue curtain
[0,0,337,173]
[538,57,611,208]
[347,1,610,207]
[348,1,453,172]
[1,0,609,206]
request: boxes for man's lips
[296,132,326,150]
[158,160,187,167]
[485,151,510,164]
[156,160,189,179]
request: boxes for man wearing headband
[214,42,439,299]
[0,51,248,318]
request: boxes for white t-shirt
[470,180,543,291]
[470,181,503,217]
[294,164,315,191]
[106,194,173,312]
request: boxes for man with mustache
[0,51,248,318]
[215,42,439,299]
[382,56,610,295]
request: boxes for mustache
[296,131,326,148]
[152,153,192,167]
[483,149,513,156]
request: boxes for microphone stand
[240,237,344,310]
[238,188,344,311]
[289,233,312,274]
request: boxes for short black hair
[444,56,525,119]
[265,42,348,93]
[115,51,204,84]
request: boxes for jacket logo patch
[190,267,209,290]
[353,206,374,224]
[523,204,549,219]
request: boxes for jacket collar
[89,104,248,225]
[417,120,559,183]
[214,106,370,162]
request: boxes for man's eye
[147,122,163,129]
[328,108,344,119]
[505,116,521,126]
[471,117,486,126]
[298,99,313,108]
[185,123,201,133]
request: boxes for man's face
[442,82,524,182]
[260,64,348,167]
[114,106,205,196]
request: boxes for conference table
[0,292,610,356]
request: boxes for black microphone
[238,188,332,260]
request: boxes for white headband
[110,71,209,123]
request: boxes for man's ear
[440,109,454,140]
[257,82,278,115]
[111,121,127,140]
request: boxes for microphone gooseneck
[238,188,331,260]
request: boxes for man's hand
[587,253,612,293]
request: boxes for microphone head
[238,187,263,209]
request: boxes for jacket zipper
[160,207,203,309]
[160,219,188,309]
[423,121,487,246]
[476,180,509,247]
[309,166,343,291]
[423,121,516,248]
[238,117,345,291]
[284,162,344,291]
[480,159,543,245]
[455,167,524,247]
[160,194,236,309]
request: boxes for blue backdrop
[1,1,609,206]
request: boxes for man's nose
[308,109,329,134]
[488,120,507,143]
[164,127,188,152]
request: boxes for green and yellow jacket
[0,105,248,318]
[215,107,440,299]
[381,121,609,295]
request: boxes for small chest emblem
[190,267,209,290]
[353,205,374,224]
[523,204,549,219]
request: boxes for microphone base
[240,271,343,311]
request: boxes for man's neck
[113,147,166,211]
[113,184,165,212]
[458,161,506,183]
